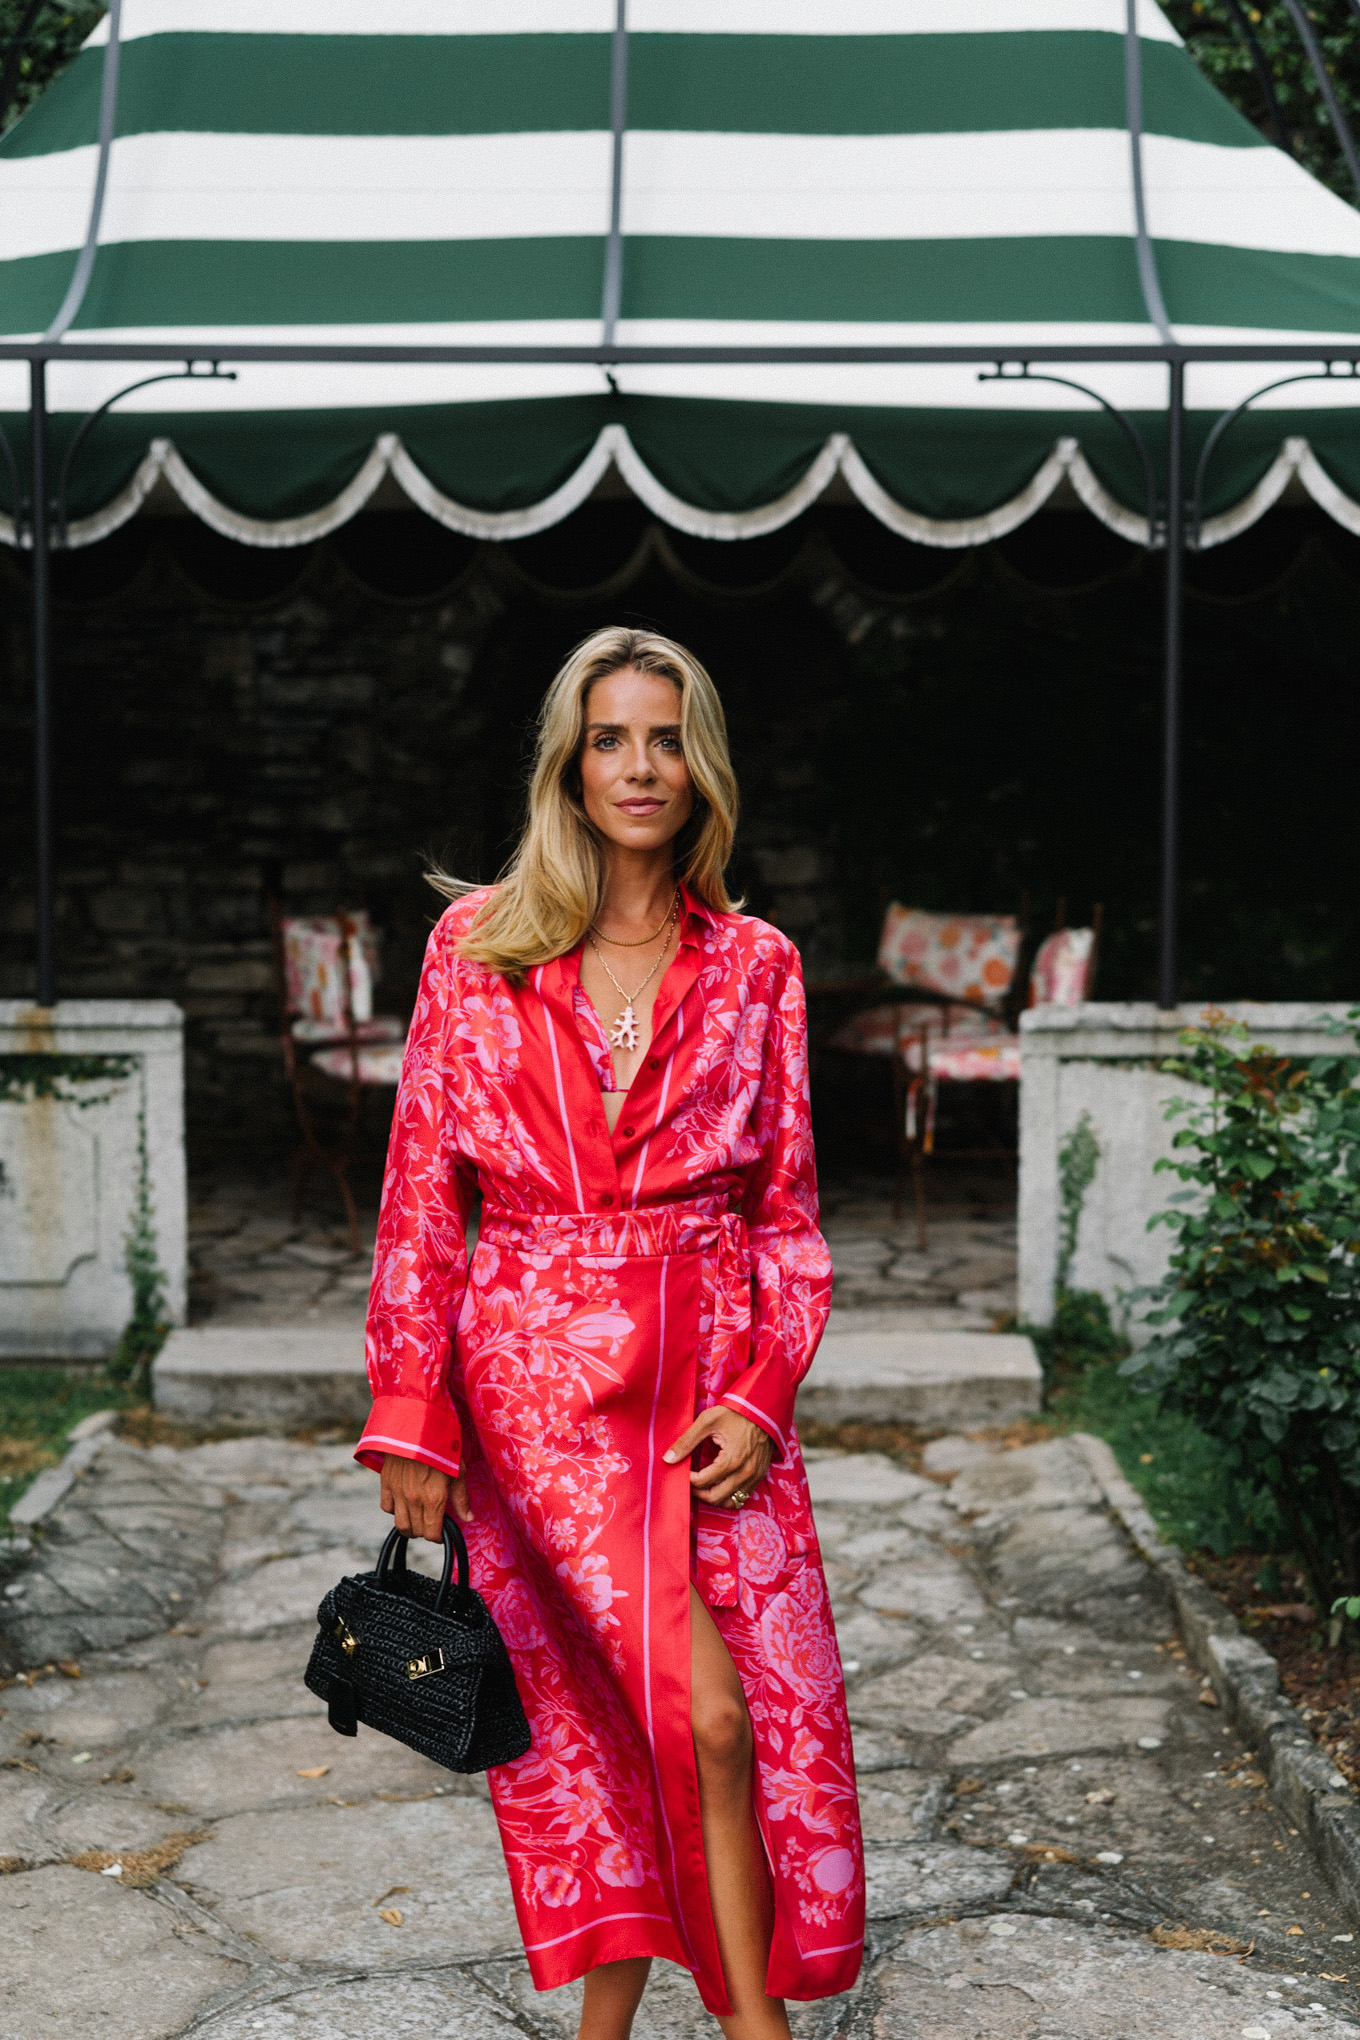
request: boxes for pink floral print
[357,887,864,2014]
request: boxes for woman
[357,627,863,2040]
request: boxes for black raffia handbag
[304,1515,531,1773]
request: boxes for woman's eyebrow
[585,720,682,734]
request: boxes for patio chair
[268,903,408,1252]
[821,906,1025,1239]
[823,904,1099,1245]
[897,912,1102,1244]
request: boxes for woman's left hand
[664,1406,774,1508]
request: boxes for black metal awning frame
[10,332,1360,1016]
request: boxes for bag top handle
[375,1513,470,1615]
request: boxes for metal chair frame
[268,899,397,1254]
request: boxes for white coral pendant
[609,1004,639,1053]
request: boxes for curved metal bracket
[44,0,122,342]
[1190,360,1360,547]
[1125,0,1173,342]
[978,362,1160,547]
[55,359,235,545]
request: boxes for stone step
[156,1315,1041,1435]
[795,1312,1041,1428]
[153,1325,368,1429]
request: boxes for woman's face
[578,667,694,852]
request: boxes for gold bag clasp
[334,1617,359,1657]
[407,1648,446,1680]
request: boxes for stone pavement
[4,1431,1359,2038]
[185,1170,1017,1334]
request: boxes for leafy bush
[1164,1,1360,206]
[1123,1010,1360,1610]
[1028,1286,1127,1380]
[0,2,104,134]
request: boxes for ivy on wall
[0,1051,136,1104]
[109,1080,169,1389]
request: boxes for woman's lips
[617,799,664,814]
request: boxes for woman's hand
[379,1454,473,1541]
[663,1406,774,1509]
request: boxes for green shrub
[1029,1286,1127,1380]
[1122,1009,1360,1611]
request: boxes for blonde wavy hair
[430,626,741,977]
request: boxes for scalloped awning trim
[0,423,1345,553]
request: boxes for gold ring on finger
[728,1487,753,1509]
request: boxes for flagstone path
[2,1432,1357,2039]
[185,1171,1018,1335]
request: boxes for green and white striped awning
[3,0,1360,547]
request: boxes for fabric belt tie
[478,1202,753,1609]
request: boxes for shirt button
[648,1058,659,1069]
[599,1192,614,1206]
[622,1125,634,1138]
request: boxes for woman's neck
[594,849,678,940]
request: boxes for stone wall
[1,501,1358,1172]
[0,510,859,1162]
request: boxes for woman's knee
[691,1688,753,1777]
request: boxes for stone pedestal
[0,1001,186,1360]
[1019,1002,1351,1336]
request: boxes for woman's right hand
[380,1453,473,1541]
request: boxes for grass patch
[1025,1289,1276,1560]
[1045,1350,1262,1555]
[0,1369,140,1532]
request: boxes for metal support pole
[30,356,53,1008]
[600,0,628,348]
[1158,358,1185,1013]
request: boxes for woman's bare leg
[578,1957,651,2040]
[690,1585,792,2040]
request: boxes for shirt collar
[677,880,717,939]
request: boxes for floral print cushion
[899,1005,1006,1071]
[282,911,381,1029]
[830,1000,1003,1060]
[310,1040,406,1085]
[1029,927,1095,1007]
[877,905,1021,1010]
[929,1035,1022,1083]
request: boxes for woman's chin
[599,819,682,852]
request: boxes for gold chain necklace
[587,902,678,1053]
[589,886,679,948]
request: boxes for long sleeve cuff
[719,1359,795,1460]
[355,1392,462,1478]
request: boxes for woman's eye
[658,736,681,753]
[594,734,618,749]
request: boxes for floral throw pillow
[282,912,380,1029]
[1028,928,1095,1007]
[877,905,1021,1011]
